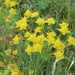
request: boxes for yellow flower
[47,32,56,39]
[35,17,45,25]
[59,21,70,35]
[58,26,70,35]
[53,38,65,50]
[46,32,56,45]
[45,17,55,25]
[0,7,2,11]
[4,0,10,7]
[8,63,23,75]
[0,37,2,41]
[13,35,20,44]
[34,26,41,33]
[15,20,22,28]
[24,9,32,18]
[25,44,43,55]
[28,69,34,75]
[15,17,28,30]
[54,51,64,59]
[31,11,39,17]
[12,49,18,55]
[47,37,55,45]
[5,16,11,22]
[19,22,28,30]
[27,33,36,43]
[21,17,27,22]
[24,31,31,38]
[32,44,43,53]
[59,21,68,28]
[67,36,75,46]
[19,71,24,75]
[0,72,2,75]
[35,34,45,45]
[0,61,4,67]
[5,48,12,56]
[9,8,16,15]
[11,69,19,75]
[10,1,18,7]
[25,45,33,55]
[8,63,17,72]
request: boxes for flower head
[12,49,18,55]
[67,36,75,46]
[0,72,2,75]
[54,51,64,59]
[25,45,33,55]
[7,63,17,72]
[35,17,45,25]
[13,35,20,44]
[28,69,34,75]
[4,0,10,7]
[5,16,11,22]
[34,26,41,33]
[5,48,12,56]
[59,21,68,27]
[10,1,18,7]
[11,69,19,75]
[45,17,55,25]
[31,11,39,17]
[24,9,32,18]
[15,17,28,30]
[53,38,65,50]
[24,31,31,38]
[58,26,70,35]
[9,8,16,15]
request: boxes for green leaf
[0,11,5,24]
[0,52,6,57]
[25,40,30,47]
[2,69,9,75]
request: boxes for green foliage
[2,69,9,75]
[0,0,75,75]
[0,11,5,24]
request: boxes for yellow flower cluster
[35,17,45,25]
[9,8,16,15]
[58,21,70,35]
[15,17,28,30]
[46,32,56,45]
[35,17,55,26]
[13,35,20,44]
[67,36,75,46]
[53,38,65,51]
[0,7,2,11]
[28,69,34,75]
[34,26,42,33]
[12,10,57,59]
[8,63,24,75]
[24,9,39,18]
[5,48,18,56]
[45,17,55,25]
[4,0,18,7]
[1,1,75,73]
[4,0,17,22]
[54,51,64,59]
[5,15,11,22]
[5,48,12,56]
[12,9,74,60]
[53,38,65,59]
[0,72,2,75]
[0,61,4,67]
[25,33,45,55]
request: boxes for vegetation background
[0,0,75,75]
